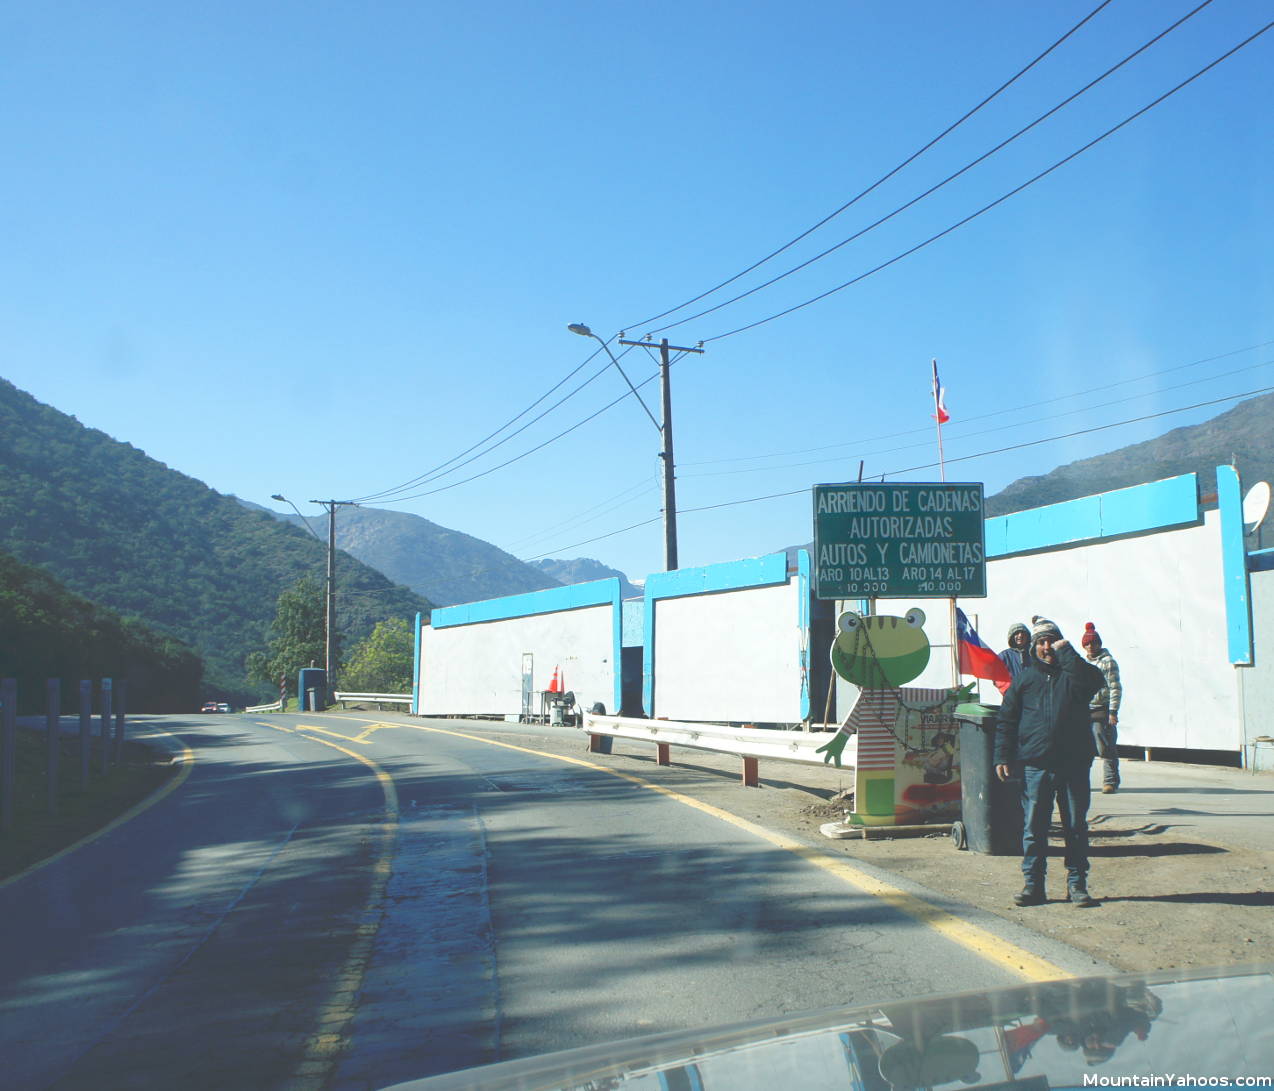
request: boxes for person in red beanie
[1082,622,1122,794]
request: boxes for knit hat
[1031,615,1062,642]
[1006,621,1029,643]
[1082,622,1101,648]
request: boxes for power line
[680,338,1274,468]
[621,0,1115,333]
[371,371,664,506]
[643,0,1215,337]
[520,385,1274,559]
[682,356,1274,479]
[349,341,610,504]
[702,21,1274,343]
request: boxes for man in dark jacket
[995,615,1105,908]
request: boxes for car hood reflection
[382,964,1274,1090]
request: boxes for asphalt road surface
[0,712,1103,1090]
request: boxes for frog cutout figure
[817,608,970,826]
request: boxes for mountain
[251,504,561,607]
[0,379,431,703]
[531,557,642,599]
[983,392,1274,516]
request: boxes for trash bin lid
[954,701,1000,721]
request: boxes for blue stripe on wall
[411,610,422,715]
[643,552,791,717]
[986,473,1200,557]
[431,579,620,628]
[1217,464,1253,666]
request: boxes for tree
[246,577,326,694]
[341,617,414,694]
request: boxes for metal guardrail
[245,699,283,713]
[333,692,411,705]
[582,713,855,786]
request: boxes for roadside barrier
[583,712,854,787]
[0,677,128,831]
[333,692,411,708]
[244,699,283,713]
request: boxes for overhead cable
[644,0,1215,337]
[702,21,1274,343]
[621,0,1115,333]
[521,385,1274,559]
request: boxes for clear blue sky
[2,1,1271,583]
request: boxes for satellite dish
[1242,481,1270,531]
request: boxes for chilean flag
[932,359,950,424]
[956,608,1012,694]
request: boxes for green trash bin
[952,703,1023,855]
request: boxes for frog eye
[837,611,862,634]
[905,609,926,629]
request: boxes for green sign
[812,482,986,600]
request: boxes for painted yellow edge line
[262,712,1072,982]
[402,722,1072,984]
[255,720,398,1090]
[0,727,196,892]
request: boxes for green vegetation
[0,550,201,712]
[0,729,176,879]
[246,577,327,693]
[0,379,431,703]
[342,617,414,693]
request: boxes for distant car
[201,702,220,713]
[217,703,232,714]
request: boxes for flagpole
[932,358,957,688]
[931,357,946,483]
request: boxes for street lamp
[568,323,703,571]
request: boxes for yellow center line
[255,720,398,1088]
[256,712,1072,982]
[401,722,1072,984]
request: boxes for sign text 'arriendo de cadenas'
[812,482,987,600]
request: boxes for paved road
[0,712,1103,1090]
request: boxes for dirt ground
[464,721,1274,977]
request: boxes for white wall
[880,510,1237,751]
[654,581,803,723]
[419,605,615,717]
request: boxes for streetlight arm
[271,494,322,539]
[568,323,662,433]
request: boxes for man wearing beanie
[994,615,1105,908]
[1083,622,1122,794]
[999,621,1032,683]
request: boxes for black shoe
[1014,887,1047,907]
[1067,885,1098,908]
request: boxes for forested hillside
[250,502,561,606]
[0,550,201,712]
[0,379,431,701]
[985,392,1274,516]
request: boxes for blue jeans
[1092,718,1120,788]
[1020,764,1092,888]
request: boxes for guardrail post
[46,678,61,816]
[113,680,127,761]
[1,678,16,833]
[741,756,759,788]
[79,680,93,789]
[99,678,113,772]
[656,742,671,766]
[588,734,612,755]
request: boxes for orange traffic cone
[548,666,560,693]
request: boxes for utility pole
[619,337,703,571]
[311,498,359,698]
